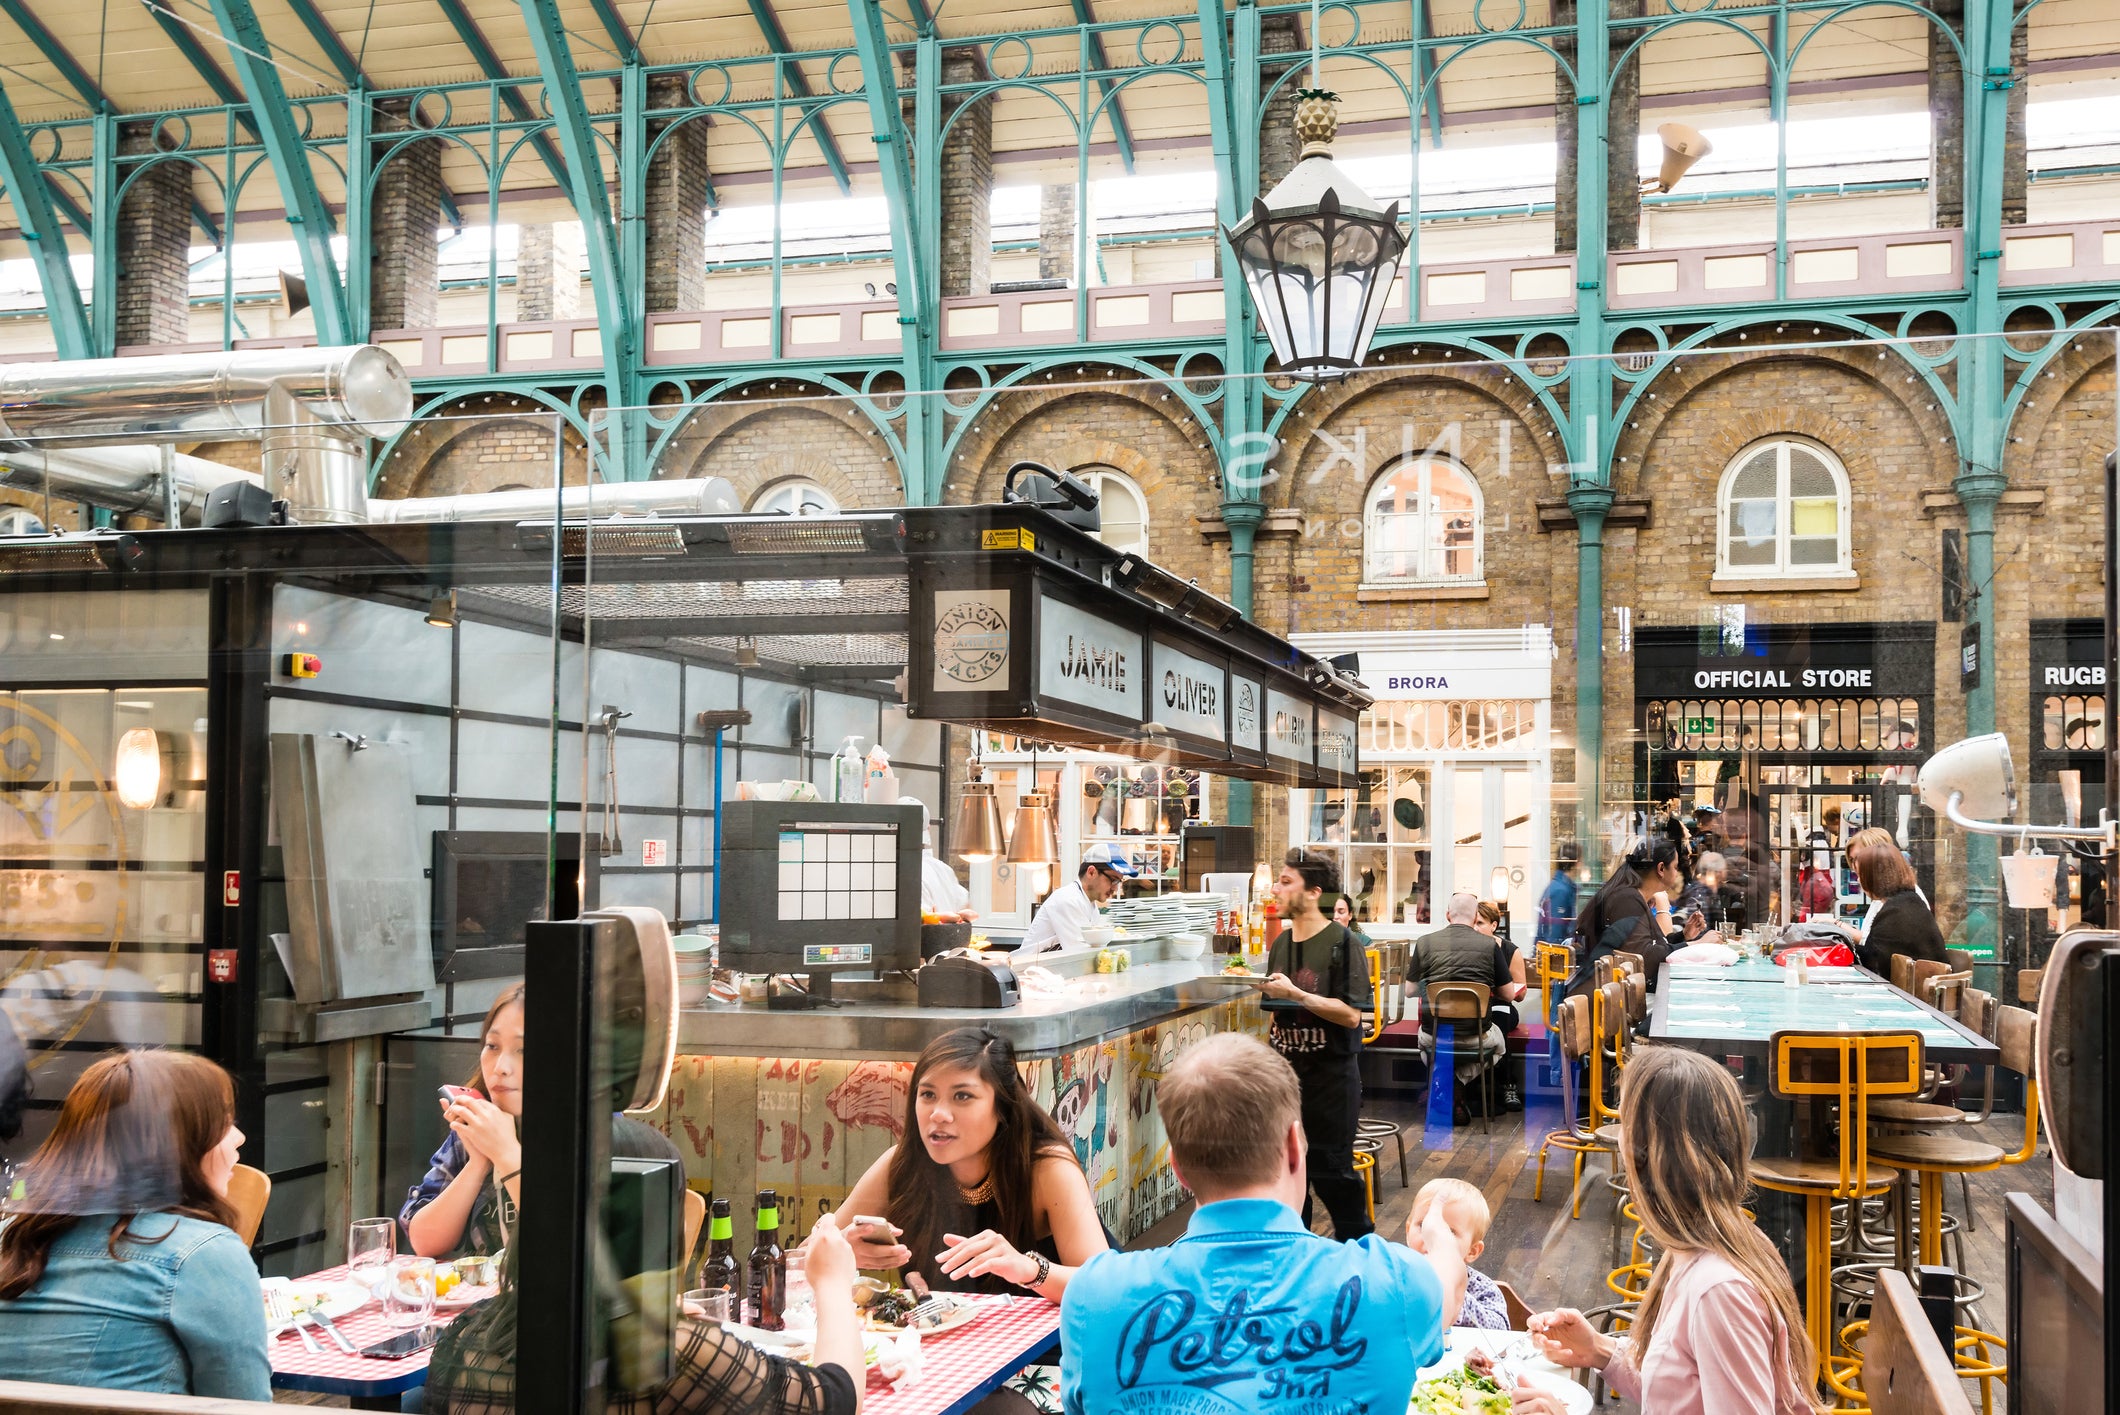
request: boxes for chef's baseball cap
[1081,843,1137,877]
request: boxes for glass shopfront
[1633,621,1937,932]
[1286,631,1552,941]
[2021,620,2107,964]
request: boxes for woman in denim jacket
[0,1050,268,1401]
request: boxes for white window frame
[1360,457,1484,590]
[1077,468,1149,556]
[750,480,839,516]
[1714,437,1852,580]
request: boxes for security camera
[1916,733,2017,824]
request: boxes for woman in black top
[1853,837,1947,975]
[1567,839,1704,996]
[836,1028,1107,1298]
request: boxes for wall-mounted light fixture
[114,728,173,810]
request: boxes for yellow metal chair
[1362,946,1384,1044]
[226,1164,271,1248]
[1535,942,1573,1026]
[1869,1005,2041,1266]
[1351,1150,1377,1222]
[1533,994,1613,1217]
[1750,1030,1921,1385]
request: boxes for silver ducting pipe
[371,478,741,523]
[0,445,259,524]
[0,347,411,525]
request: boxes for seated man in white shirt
[1018,844,1133,957]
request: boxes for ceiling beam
[280,0,362,87]
[0,76,92,357]
[1067,0,1135,173]
[202,0,353,342]
[140,1,259,139]
[432,0,572,193]
[586,0,640,65]
[1417,0,1443,147]
[514,0,635,424]
[0,0,109,113]
[746,0,852,195]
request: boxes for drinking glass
[682,1289,735,1323]
[348,1218,395,1296]
[385,1256,437,1325]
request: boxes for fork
[904,1296,958,1327]
[268,1290,323,1355]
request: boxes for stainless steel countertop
[676,954,1259,1059]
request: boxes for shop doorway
[1450,764,1539,934]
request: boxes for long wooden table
[1649,960,1999,1064]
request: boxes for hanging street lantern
[1223,90,1407,383]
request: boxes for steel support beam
[1,0,109,112]
[1416,0,1444,147]
[204,0,352,345]
[1067,0,1135,173]
[848,0,936,502]
[1567,0,1614,882]
[0,76,91,358]
[515,0,637,464]
[588,0,640,64]
[1952,0,2014,958]
[746,0,853,195]
[434,0,572,194]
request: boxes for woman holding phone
[401,984,524,1259]
[831,1027,1107,1300]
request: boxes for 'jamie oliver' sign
[1038,594,1142,720]
[1152,640,1226,744]
[1231,673,1265,754]
[1317,708,1359,779]
[1267,688,1313,765]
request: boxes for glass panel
[1788,496,1838,538]
[1785,445,1837,498]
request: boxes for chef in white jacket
[1018,843,1134,956]
[903,795,976,922]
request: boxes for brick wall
[1258,13,1304,194]
[1551,0,1643,253]
[644,74,711,314]
[369,99,442,331]
[517,223,584,321]
[933,49,993,299]
[114,125,192,348]
[650,394,905,508]
[1038,185,1076,283]
[374,402,590,497]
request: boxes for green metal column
[1567,0,1614,878]
[0,75,92,359]
[204,0,353,346]
[90,111,117,357]
[345,89,372,342]
[516,0,639,473]
[1953,0,2013,955]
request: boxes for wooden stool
[1534,994,1613,1218]
[1869,1005,2041,1267]
[1749,1029,1921,1385]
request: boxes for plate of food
[852,1280,983,1335]
[436,1260,499,1309]
[1411,1331,1591,1415]
[261,1277,369,1332]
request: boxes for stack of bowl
[674,931,716,1007]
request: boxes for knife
[306,1309,358,1354]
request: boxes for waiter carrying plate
[1018,844,1134,956]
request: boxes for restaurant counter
[640,941,1265,1250]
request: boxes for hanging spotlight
[1006,788,1059,866]
[951,780,1007,862]
[425,590,457,629]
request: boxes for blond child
[1406,1178,1510,1330]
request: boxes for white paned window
[1078,468,1149,555]
[751,480,839,516]
[1716,439,1851,578]
[1363,458,1483,587]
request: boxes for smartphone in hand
[437,1084,478,1105]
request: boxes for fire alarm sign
[222,871,240,906]
[206,950,237,984]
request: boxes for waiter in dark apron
[1262,849,1376,1240]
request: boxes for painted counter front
[640,986,1265,1253]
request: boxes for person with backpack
[1261,850,1374,1241]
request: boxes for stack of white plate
[1104,891,1227,940]
[675,931,716,1007]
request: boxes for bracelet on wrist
[1020,1252,1052,1290]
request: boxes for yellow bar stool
[1535,942,1574,1026]
[1869,1005,2041,1267]
[1533,993,1614,1217]
[1749,1030,1921,1386]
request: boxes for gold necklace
[957,1171,995,1206]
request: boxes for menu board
[777,825,901,921]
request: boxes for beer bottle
[700,1197,742,1310]
[747,1190,787,1331]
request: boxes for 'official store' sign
[1690,666,1878,691]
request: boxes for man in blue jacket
[1060,1033,1465,1415]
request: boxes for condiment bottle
[747,1190,786,1330]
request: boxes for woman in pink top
[1505,1047,1821,1415]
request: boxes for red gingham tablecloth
[862,1296,1061,1415]
[268,1265,473,1397]
[269,1270,1059,1410]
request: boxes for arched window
[1716,438,1851,579]
[0,508,46,536]
[750,480,838,516]
[1077,468,1149,555]
[1362,458,1482,586]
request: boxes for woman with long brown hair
[403,982,525,1258]
[0,1050,267,1400]
[833,1027,1107,1299]
[1846,827,1945,976]
[1505,1046,1819,1415]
